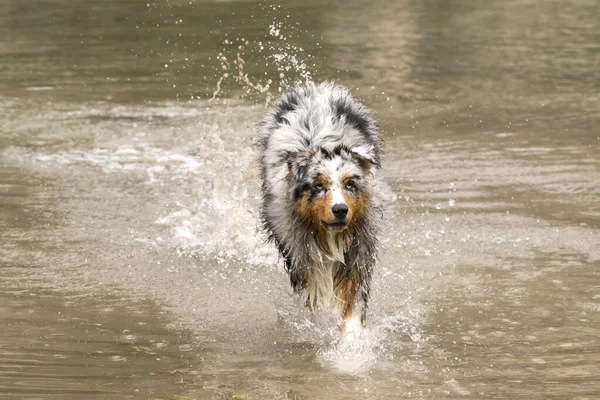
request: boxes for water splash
[210,3,317,104]
[276,300,423,375]
[211,39,273,105]
[320,310,423,374]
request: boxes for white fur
[342,313,365,341]
[304,259,336,308]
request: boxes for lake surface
[1,0,599,398]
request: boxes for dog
[259,82,383,339]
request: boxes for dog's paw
[342,316,365,342]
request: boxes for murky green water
[1,0,599,399]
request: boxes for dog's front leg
[335,271,369,340]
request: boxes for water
[1,0,599,398]
[0,286,205,399]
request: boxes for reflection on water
[1,0,599,398]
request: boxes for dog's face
[290,146,372,232]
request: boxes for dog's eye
[315,183,324,191]
[345,181,357,191]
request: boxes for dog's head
[288,145,375,233]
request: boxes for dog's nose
[332,204,348,219]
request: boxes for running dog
[259,82,383,339]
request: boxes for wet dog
[259,82,383,339]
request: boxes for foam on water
[276,295,423,375]
[32,145,203,182]
[319,310,423,375]
[3,111,277,269]
[155,200,277,267]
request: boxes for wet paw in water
[319,329,378,374]
[316,312,421,375]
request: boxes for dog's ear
[286,150,313,182]
[351,150,378,171]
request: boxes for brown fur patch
[296,193,333,225]
[341,174,354,184]
[295,175,334,227]
[311,193,333,223]
[334,271,362,330]
[344,192,369,228]
[318,175,329,187]
[340,174,369,227]
[295,177,331,250]
[352,153,375,171]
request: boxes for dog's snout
[332,204,348,219]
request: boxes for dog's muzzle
[322,204,349,231]
[332,203,348,219]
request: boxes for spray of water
[210,3,316,105]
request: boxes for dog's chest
[304,258,346,309]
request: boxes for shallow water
[1,0,599,399]
[0,282,206,399]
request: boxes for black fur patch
[334,99,371,137]
[317,145,351,160]
[277,242,293,273]
[319,147,332,160]
[293,182,311,200]
[274,91,300,124]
